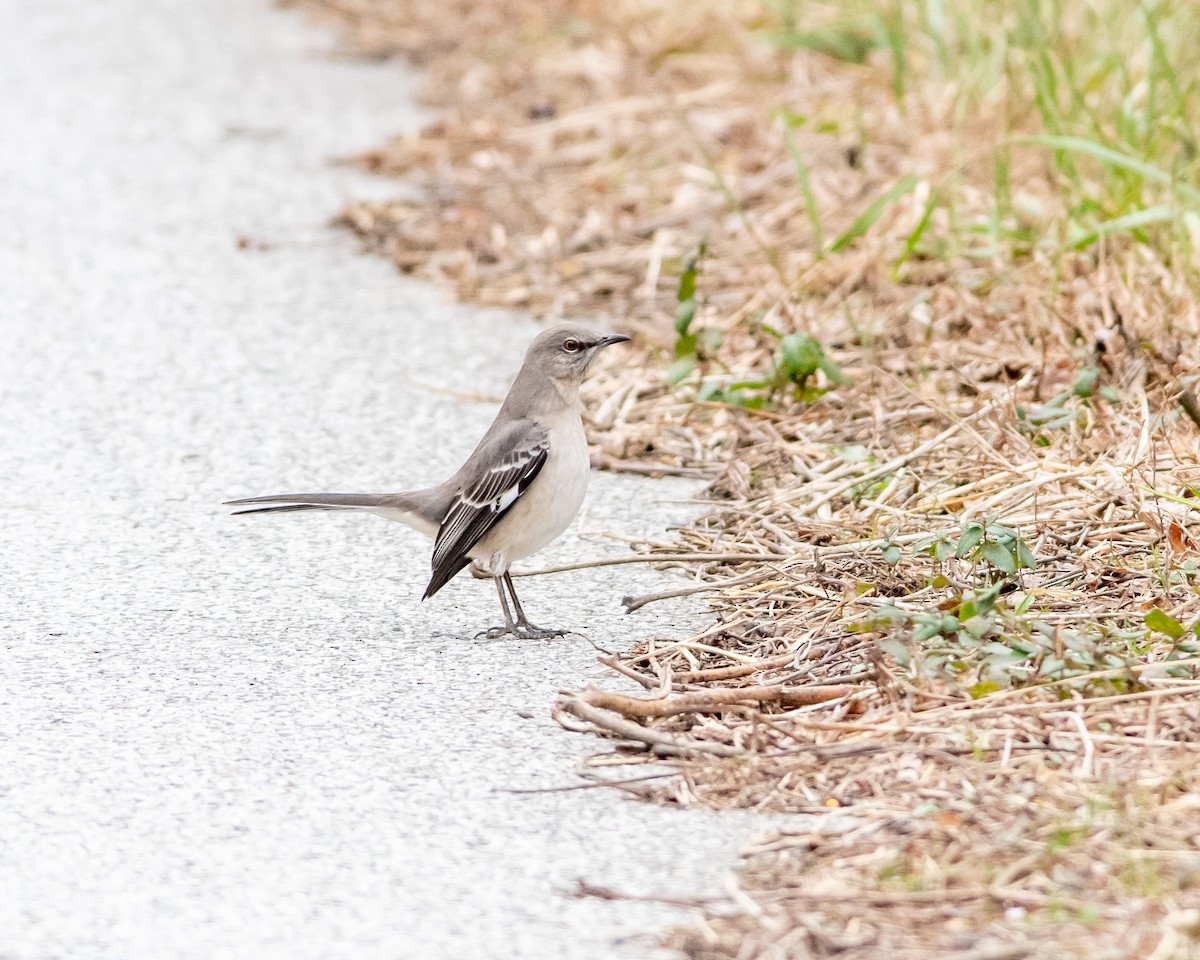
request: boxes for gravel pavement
[0,1,759,958]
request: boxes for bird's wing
[423,419,551,599]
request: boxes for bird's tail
[224,490,445,538]
[225,492,394,515]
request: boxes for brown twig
[552,696,744,757]
[570,684,858,718]
[567,879,721,908]
[621,568,766,612]
[506,552,773,579]
[590,452,717,478]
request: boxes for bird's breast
[473,412,590,568]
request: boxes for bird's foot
[477,625,511,640]
[476,622,570,641]
[516,621,570,640]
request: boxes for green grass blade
[781,121,825,257]
[924,0,946,68]
[875,8,907,101]
[894,188,938,273]
[1069,204,1177,250]
[830,174,920,253]
[1018,135,1200,206]
[1140,485,1200,514]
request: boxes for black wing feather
[422,422,550,599]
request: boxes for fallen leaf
[1168,521,1190,554]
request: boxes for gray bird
[225,323,631,638]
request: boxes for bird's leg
[479,575,520,640]
[503,572,568,639]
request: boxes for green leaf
[880,636,910,666]
[969,681,1001,699]
[882,544,902,565]
[817,352,850,385]
[1145,608,1185,640]
[674,332,697,358]
[956,523,985,559]
[677,260,699,303]
[912,620,941,643]
[665,355,696,385]
[980,541,1016,573]
[674,299,695,335]
[678,273,696,303]
[673,242,706,336]
[1073,367,1099,398]
[973,582,1003,614]
[1024,394,1077,429]
[1016,540,1037,570]
[779,333,823,380]
[830,174,920,253]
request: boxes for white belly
[472,412,590,572]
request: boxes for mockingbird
[225,323,631,639]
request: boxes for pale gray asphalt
[0,1,759,958]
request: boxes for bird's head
[524,323,631,385]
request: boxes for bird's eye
[563,338,581,353]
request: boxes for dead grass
[295,0,1200,955]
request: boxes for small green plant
[914,519,1036,577]
[771,331,848,403]
[880,537,902,566]
[881,591,1200,695]
[954,520,1037,575]
[875,518,1200,693]
[1015,362,1122,443]
[666,242,720,386]
[692,329,848,408]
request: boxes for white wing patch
[423,419,552,599]
[495,484,521,512]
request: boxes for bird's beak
[597,334,632,348]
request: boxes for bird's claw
[517,622,569,640]
[476,622,570,641]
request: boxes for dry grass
[295,0,1200,955]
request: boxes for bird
[224,323,631,639]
